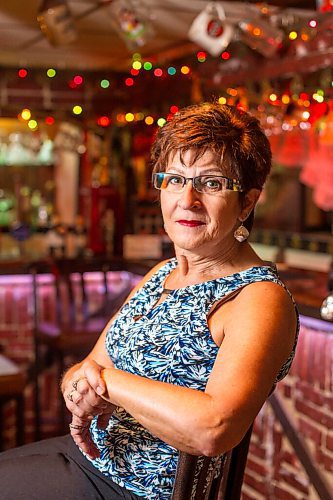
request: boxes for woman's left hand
[66,375,112,419]
[69,413,100,459]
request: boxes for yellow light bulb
[28,119,38,130]
[21,108,31,120]
[73,105,83,115]
[180,66,190,75]
[289,31,298,40]
[132,61,142,70]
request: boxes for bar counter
[0,256,158,278]
[0,254,331,316]
[277,265,332,323]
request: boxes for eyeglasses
[152,172,242,195]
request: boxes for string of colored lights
[12,38,333,132]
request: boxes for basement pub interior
[0,0,332,499]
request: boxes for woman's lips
[176,220,205,227]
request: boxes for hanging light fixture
[37,0,77,46]
[188,2,234,57]
[238,16,283,58]
[108,0,154,49]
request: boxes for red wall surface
[244,321,333,499]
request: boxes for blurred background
[0,1,332,499]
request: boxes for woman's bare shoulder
[234,279,295,313]
[220,279,297,362]
[210,277,296,344]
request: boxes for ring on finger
[72,377,85,391]
[67,390,75,403]
[69,423,89,431]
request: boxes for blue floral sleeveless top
[87,259,299,499]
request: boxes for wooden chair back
[172,424,253,500]
[31,260,108,328]
[29,258,135,438]
[30,259,134,351]
[0,354,26,450]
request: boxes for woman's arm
[61,259,170,395]
[100,281,297,456]
[61,260,170,457]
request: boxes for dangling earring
[234,221,249,242]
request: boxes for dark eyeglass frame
[152,172,243,194]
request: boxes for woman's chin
[172,237,206,253]
[167,227,206,247]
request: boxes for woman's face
[160,149,246,254]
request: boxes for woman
[0,103,298,499]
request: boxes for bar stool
[0,354,26,451]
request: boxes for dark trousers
[0,434,141,500]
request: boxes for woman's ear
[241,189,261,219]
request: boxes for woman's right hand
[63,359,116,457]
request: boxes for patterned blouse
[87,259,299,499]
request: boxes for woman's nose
[177,181,201,209]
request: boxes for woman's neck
[167,242,263,289]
